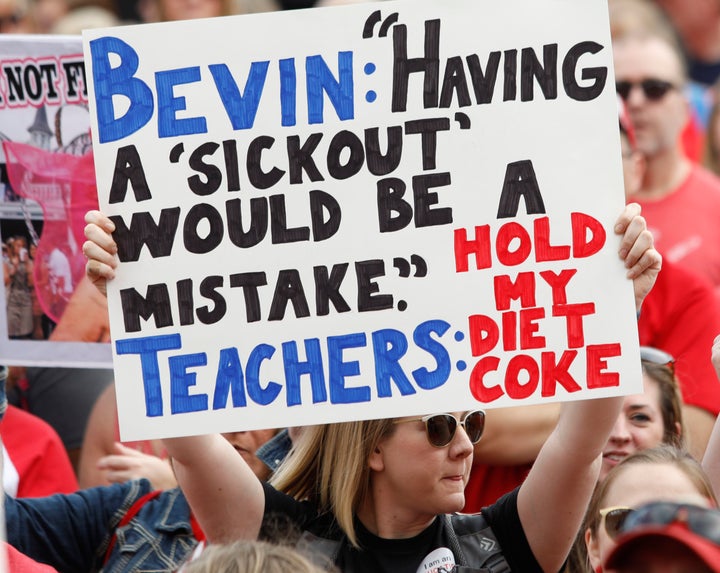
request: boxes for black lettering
[327,130,364,180]
[496,160,546,218]
[309,190,341,242]
[356,260,393,311]
[314,263,350,315]
[466,52,501,104]
[391,20,440,112]
[562,41,607,102]
[109,145,152,204]
[247,135,284,190]
[111,208,180,262]
[226,197,268,248]
[521,44,558,101]
[120,284,174,332]
[365,126,403,176]
[439,56,471,108]
[183,203,224,254]
[404,118,450,171]
[377,178,413,232]
[230,272,267,322]
[413,172,453,227]
[270,194,310,244]
[188,142,222,196]
[197,275,227,324]
[287,133,324,184]
[269,269,310,320]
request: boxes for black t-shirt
[262,482,543,573]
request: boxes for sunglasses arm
[516,396,623,573]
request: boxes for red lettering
[494,272,536,310]
[541,350,581,397]
[468,314,499,356]
[534,217,571,262]
[539,269,577,305]
[496,222,532,266]
[553,302,595,348]
[505,354,539,399]
[454,226,491,272]
[571,212,606,258]
[519,308,546,349]
[501,311,516,351]
[586,343,621,388]
[469,356,503,402]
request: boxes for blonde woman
[84,204,661,573]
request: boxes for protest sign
[0,35,112,367]
[83,0,640,441]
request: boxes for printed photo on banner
[0,34,112,368]
[83,0,640,441]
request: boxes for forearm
[164,435,265,542]
[473,403,560,465]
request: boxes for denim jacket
[6,479,199,573]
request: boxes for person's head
[605,501,720,573]
[613,33,689,160]
[181,539,330,573]
[151,0,232,21]
[221,428,279,481]
[270,410,484,547]
[0,0,33,32]
[600,347,684,481]
[584,446,716,572]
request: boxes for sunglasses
[616,79,676,102]
[600,506,634,540]
[394,410,486,447]
[640,346,675,375]
[620,502,720,545]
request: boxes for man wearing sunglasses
[613,32,720,302]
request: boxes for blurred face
[159,0,224,20]
[586,463,712,572]
[368,412,474,526]
[0,0,32,33]
[221,429,277,481]
[599,375,667,481]
[613,37,688,159]
[614,538,714,573]
[620,134,644,199]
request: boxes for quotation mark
[393,254,427,278]
[362,9,399,38]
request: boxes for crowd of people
[4,0,720,571]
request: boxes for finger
[85,210,116,233]
[105,470,134,484]
[84,223,118,255]
[619,216,649,263]
[614,202,642,235]
[625,245,661,279]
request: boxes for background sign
[0,35,112,367]
[83,0,641,440]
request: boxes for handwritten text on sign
[83,0,639,440]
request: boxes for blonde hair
[269,419,395,547]
[182,540,330,573]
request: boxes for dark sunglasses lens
[464,411,485,444]
[642,80,672,100]
[616,81,631,100]
[426,414,456,447]
[605,508,633,540]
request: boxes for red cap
[605,521,720,572]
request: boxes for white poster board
[83,0,641,441]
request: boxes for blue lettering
[169,352,209,413]
[279,58,296,127]
[90,36,154,143]
[209,61,269,130]
[115,333,182,417]
[413,320,451,390]
[372,329,416,397]
[306,52,354,124]
[213,347,247,409]
[283,338,327,406]
[156,67,207,138]
[246,343,282,405]
[328,332,370,404]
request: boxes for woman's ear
[368,441,385,472]
[585,527,602,572]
